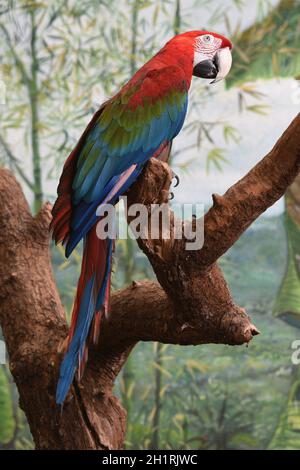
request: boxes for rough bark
[0,113,300,449]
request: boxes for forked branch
[0,114,299,449]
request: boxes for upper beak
[193,47,232,84]
[210,47,232,84]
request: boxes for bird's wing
[72,65,188,204]
[51,65,188,253]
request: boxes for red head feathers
[143,30,233,87]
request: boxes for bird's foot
[172,170,180,188]
[168,171,179,200]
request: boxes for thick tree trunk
[0,114,300,449]
[0,170,126,449]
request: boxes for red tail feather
[67,226,108,345]
[50,104,108,246]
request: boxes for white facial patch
[193,35,222,66]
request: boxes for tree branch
[0,114,299,449]
[198,113,300,267]
[129,114,300,272]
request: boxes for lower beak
[193,47,232,84]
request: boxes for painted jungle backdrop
[1,0,300,450]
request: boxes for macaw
[51,30,233,405]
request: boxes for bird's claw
[169,192,174,201]
[172,171,180,188]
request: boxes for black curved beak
[193,58,218,80]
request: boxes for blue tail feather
[56,240,113,405]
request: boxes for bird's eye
[202,34,214,44]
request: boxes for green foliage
[227,0,300,88]
[273,214,300,328]
[268,369,300,450]
[206,148,229,173]
[0,368,15,445]
[0,356,33,449]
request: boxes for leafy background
[0,0,300,450]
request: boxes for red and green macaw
[51,31,233,405]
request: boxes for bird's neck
[129,42,194,90]
[153,42,194,87]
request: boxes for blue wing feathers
[66,164,144,257]
[66,92,188,256]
